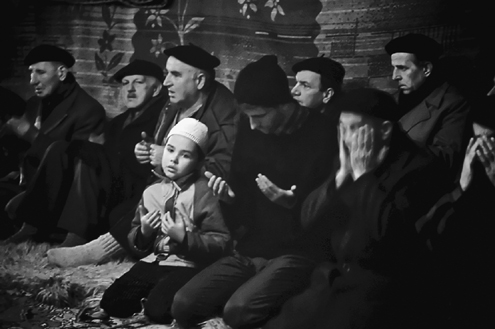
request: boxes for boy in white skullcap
[98,118,231,324]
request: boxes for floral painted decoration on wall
[94,5,125,83]
[146,0,204,57]
[238,0,285,21]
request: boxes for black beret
[334,88,401,122]
[292,56,345,86]
[113,59,164,83]
[234,55,293,107]
[24,44,75,68]
[385,33,443,62]
[164,44,220,70]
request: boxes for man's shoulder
[204,81,236,113]
[426,81,468,108]
[386,131,440,182]
[72,83,105,111]
[301,112,337,140]
[199,81,236,129]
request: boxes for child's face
[162,134,200,180]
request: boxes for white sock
[47,233,122,267]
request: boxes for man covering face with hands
[300,88,449,329]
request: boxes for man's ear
[196,72,206,90]
[381,120,393,140]
[57,65,68,81]
[322,88,335,104]
[423,62,434,77]
[152,82,163,97]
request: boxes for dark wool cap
[164,44,220,70]
[334,88,401,122]
[113,59,165,83]
[24,44,75,68]
[385,33,443,62]
[234,55,293,107]
[292,56,345,86]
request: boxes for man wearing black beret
[291,55,345,118]
[296,88,448,329]
[385,33,470,180]
[134,44,236,180]
[4,44,106,184]
[1,44,106,242]
[3,60,166,252]
[43,45,236,266]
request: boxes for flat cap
[334,88,401,122]
[113,59,165,83]
[385,33,443,62]
[292,56,345,86]
[24,44,75,68]
[164,44,220,70]
[234,55,293,107]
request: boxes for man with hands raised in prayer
[171,55,336,329]
[418,100,495,328]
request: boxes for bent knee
[223,297,255,329]
[171,290,195,326]
[144,302,173,324]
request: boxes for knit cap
[234,55,293,107]
[165,118,209,156]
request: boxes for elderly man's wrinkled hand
[149,144,165,167]
[256,174,297,209]
[135,141,151,164]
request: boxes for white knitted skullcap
[166,118,208,155]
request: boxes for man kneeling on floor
[99,118,231,324]
[171,55,336,329]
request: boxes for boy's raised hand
[161,212,186,243]
[204,171,235,204]
[139,205,161,237]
